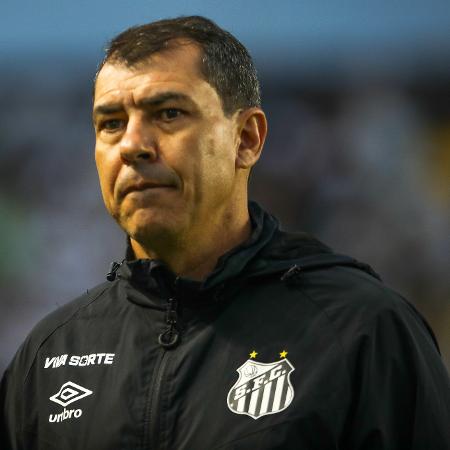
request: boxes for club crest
[227,355,295,420]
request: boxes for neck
[130,206,252,281]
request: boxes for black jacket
[2,203,449,449]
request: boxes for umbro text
[49,408,82,423]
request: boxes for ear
[235,108,267,170]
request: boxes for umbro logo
[49,381,93,423]
[50,381,93,407]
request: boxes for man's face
[93,44,241,248]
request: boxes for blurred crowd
[1,63,449,373]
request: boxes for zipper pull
[158,297,180,348]
[280,264,302,284]
[106,261,122,281]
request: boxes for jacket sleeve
[1,354,27,450]
[0,322,45,450]
[341,296,450,450]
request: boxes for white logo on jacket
[48,381,93,423]
[227,353,295,420]
[44,353,115,369]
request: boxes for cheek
[196,135,236,194]
[163,124,236,198]
[206,130,236,172]
[95,148,120,209]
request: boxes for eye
[99,119,125,132]
[159,108,183,121]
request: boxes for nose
[119,116,157,164]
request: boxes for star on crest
[279,350,288,358]
[249,350,258,359]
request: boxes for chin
[121,208,183,246]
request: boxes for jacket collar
[116,201,279,300]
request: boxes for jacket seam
[294,267,401,368]
[299,266,408,333]
[334,267,438,349]
[23,284,112,384]
[294,284,353,403]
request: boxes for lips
[122,181,174,197]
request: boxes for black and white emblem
[227,357,295,419]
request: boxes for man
[1,16,449,450]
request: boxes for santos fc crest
[227,352,295,420]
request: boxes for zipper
[145,350,170,449]
[145,282,181,449]
[158,297,180,348]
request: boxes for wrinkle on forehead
[94,43,206,102]
[93,46,223,119]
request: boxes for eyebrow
[93,92,193,119]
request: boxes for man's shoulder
[32,281,112,339]
[265,228,406,318]
[303,260,395,309]
[259,228,437,350]
[296,262,440,353]
[4,281,113,381]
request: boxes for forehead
[94,44,218,107]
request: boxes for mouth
[122,181,175,198]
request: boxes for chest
[24,285,350,449]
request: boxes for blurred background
[1,0,449,373]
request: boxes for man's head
[93,16,267,260]
[96,16,261,116]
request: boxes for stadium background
[1,0,449,373]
